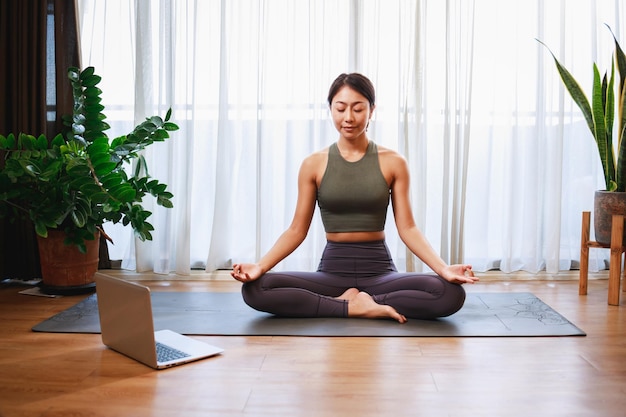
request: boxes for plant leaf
[591,65,613,189]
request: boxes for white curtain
[76,0,625,276]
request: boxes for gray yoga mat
[31,292,586,337]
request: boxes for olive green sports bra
[317,141,390,233]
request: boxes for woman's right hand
[231,263,263,283]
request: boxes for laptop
[94,272,224,369]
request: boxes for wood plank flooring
[0,272,625,417]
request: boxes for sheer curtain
[76,0,624,276]
[462,0,625,273]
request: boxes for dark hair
[327,73,376,107]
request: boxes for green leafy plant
[0,66,179,253]
[538,25,626,191]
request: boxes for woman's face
[330,86,375,140]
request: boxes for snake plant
[0,67,178,253]
[538,26,626,192]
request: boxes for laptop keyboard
[156,342,191,362]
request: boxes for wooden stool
[579,211,626,305]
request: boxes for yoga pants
[241,240,466,320]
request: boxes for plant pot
[593,190,626,246]
[36,230,99,295]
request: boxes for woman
[231,73,478,323]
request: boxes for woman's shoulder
[300,146,330,175]
[304,146,330,161]
[375,143,407,163]
[304,146,330,163]
[374,143,409,183]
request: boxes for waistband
[318,239,396,276]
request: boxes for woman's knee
[438,282,466,317]
[241,280,267,311]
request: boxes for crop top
[317,141,390,233]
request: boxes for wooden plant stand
[579,211,626,305]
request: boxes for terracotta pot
[37,230,99,295]
[593,190,626,246]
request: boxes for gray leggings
[241,240,466,320]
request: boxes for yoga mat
[31,292,585,337]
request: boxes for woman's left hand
[441,264,478,285]
[231,263,263,283]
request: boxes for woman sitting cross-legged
[231,73,478,324]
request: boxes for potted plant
[538,26,626,245]
[0,66,178,294]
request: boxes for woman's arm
[232,154,320,282]
[384,151,478,285]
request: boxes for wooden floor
[1,271,625,417]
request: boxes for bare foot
[347,292,407,324]
[336,288,359,301]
